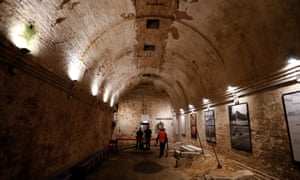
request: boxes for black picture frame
[204,110,216,143]
[228,103,252,152]
[282,91,300,163]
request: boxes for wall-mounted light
[288,57,300,65]
[188,104,195,113]
[91,82,98,96]
[10,20,37,53]
[110,96,114,107]
[103,89,110,103]
[110,93,118,107]
[20,48,30,54]
[68,55,85,81]
[203,98,209,104]
[286,57,300,69]
[233,94,240,105]
[227,85,240,104]
[188,104,194,109]
[227,85,237,93]
[203,98,210,110]
[179,108,184,114]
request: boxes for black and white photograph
[204,110,216,143]
[282,91,300,163]
[229,103,252,152]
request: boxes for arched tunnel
[1,0,300,179]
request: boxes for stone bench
[69,148,108,179]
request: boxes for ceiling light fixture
[203,98,210,110]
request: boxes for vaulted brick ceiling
[1,0,300,110]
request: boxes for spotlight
[203,98,209,104]
[227,86,236,93]
[207,104,211,110]
[233,95,239,105]
[179,108,184,114]
[288,57,300,65]
[188,104,194,109]
[20,48,30,54]
[287,57,300,68]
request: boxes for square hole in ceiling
[147,19,160,29]
[144,45,155,51]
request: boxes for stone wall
[178,83,300,178]
[0,64,113,179]
[113,86,174,143]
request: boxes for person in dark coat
[144,126,152,150]
[136,127,143,150]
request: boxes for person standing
[156,128,168,157]
[136,127,143,150]
[144,125,152,150]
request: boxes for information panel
[282,91,300,163]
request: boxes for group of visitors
[135,126,152,150]
[136,125,168,157]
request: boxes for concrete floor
[86,145,189,180]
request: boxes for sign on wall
[204,110,216,143]
[282,91,300,163]
[228,103,252,152]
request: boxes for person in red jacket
[156,128,168,157]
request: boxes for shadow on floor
[133,160,164,174]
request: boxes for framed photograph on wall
[190,113,197,139]
[204,110,216,143]
[228,103,252,152]
[282,91,300,163]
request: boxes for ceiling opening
[146,19,160,29]
[144,44,155,51]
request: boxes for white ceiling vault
[1,0,300,111]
